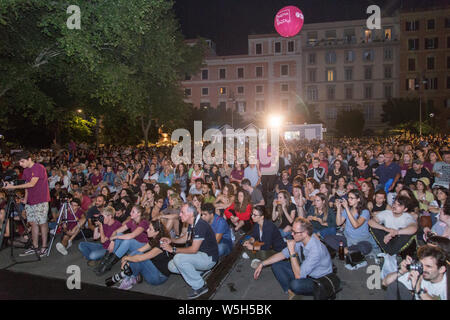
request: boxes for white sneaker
[345,261,368,271]
[242,252,250,259]
[56,242,68,255]
[250,259,262,269]
[49,229,56,236]
[67,240,72,249]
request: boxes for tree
[190,103,245,130]
[335,109,365,137]
[0,0,205,148]
[291,95,322,124]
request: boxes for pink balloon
[274,6,304,38]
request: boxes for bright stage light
[267,115,283,128]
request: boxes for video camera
[0,169,24,189]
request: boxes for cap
[417,177,430,187]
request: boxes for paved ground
[0,239,385,300]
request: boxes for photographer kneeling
[55,198,86,255]
[78,206,121,266]
[383,244,447,300]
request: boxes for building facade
[399,6,450,131]
[182,15,405,132]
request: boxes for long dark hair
[235,188,251,213]
[348,189,367,218]
[148,220,170,249]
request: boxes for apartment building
[399,6,450,131]
[182,16,401,132]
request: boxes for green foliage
[335,109,365,137]
[0,0,206,147]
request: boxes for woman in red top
[224,189,252,233]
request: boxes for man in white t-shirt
[369,196,418,278]
[383,245,447,300]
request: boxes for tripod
[47,200,87,256]
[0,191,41,268]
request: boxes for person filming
[3,151,50,257]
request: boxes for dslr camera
[92,214,104,224]
[407,260,424,275]
[0,169,23,189]
[105,262,132,287]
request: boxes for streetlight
[267,114,284,128]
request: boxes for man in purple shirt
[4,151,50,257]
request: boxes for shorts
[25,202,49,225]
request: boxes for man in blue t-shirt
[201,203,233,257]
[375,151,401,192]
[161,203,218,300]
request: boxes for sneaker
[49,229,56,236]
[242,252,250,259]
[56,242,68,255]
[39,247,49,257]
[19,247,38,257]
[345,261,368,271]
[201,269,213,279]
[250,259,262,269]
[67,240,72,249]
[187,285,209,300]
[118,276,137,290]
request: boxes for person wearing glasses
[323,189,379,269]
[242,206,286,269]
[253,217,333,300]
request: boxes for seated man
[242,179,265,206]
[160,203,218,300]
[253,217,335,300]
[189,178,203,196]
[56,198,86,255]
[85,194,107,237]
[201,203,233,257]
[242,205,286,269]
[383,245,447,300]
[368,196,418,278]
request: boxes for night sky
[173,0,447,55]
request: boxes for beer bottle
[338,241,345,260]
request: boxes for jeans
[168,252,216,290]
[218,242,232,257]
[271,260,315,295]
[128,250,168,286]
[113,235,146,258]
[78,242,106,260]
[315,227,336,238]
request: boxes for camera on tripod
[0,170,23,189]
[105,262,132,287]
[407,260,424,275]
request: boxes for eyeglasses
[251,213,261,217]
[291,230,306,235]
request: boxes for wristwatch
[290,253,298,258]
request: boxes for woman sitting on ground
[95,205,149,276]
[224,188,252,233]
[305,193,337,238]
[118,221,173,290]
[160,193,183,237]
[272,190,297,239]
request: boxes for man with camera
[3,151,50,257]
[86,195,107,238]
[383,245,447,300]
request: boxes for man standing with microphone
[3,151,50,257]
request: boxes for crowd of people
[0,134,449,300]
